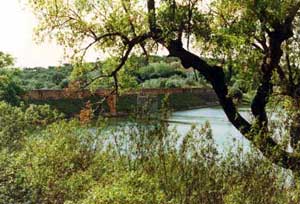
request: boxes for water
[100,106,294,184]
[168,106,252,152]
[100,106,253,152]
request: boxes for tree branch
[147,0,157,33]
[83,33,151,88]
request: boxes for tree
[0,52,14,68]
[0,52,22,105]
[27,0,300,172]
[0,69,23,105]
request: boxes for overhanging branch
[83,33,152,89]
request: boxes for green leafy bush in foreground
[0,102,63,151]
[0,103,300,204]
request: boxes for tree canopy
[0,52,14,68]
[27,0,300,172]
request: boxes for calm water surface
[101,107,253,152]
[169,106,252,152]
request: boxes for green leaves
[0,102,63,151]
[0,69,23,106]
[0,52,14,68]
[28,0,148,59]
[0,110,299,203]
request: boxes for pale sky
[0,1,208,68]
[0,0,65,68]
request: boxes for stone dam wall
[23,88,219,116]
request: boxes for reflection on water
[168,106,252,152]
[101,106,252,152]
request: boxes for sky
[0,1,65,68]
[0,1,208,68]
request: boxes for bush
[0,114,299,203]
[0,102,63,151]
[164,75,187,88]
[0,71,23,105]
[141,78,167,88]
[141,75,204,88]
[0,102,31,151]
[16,121,104,203]
[137,62,185,81]
[80,171,166,204]
[19,65,72,90]
[0,149,33,204]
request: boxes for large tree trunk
[164,39,300,172]
[146,0,300,172]
[291,113,300,150]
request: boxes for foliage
[15,56,204,91]
[0,102,64,151]
[0,53,23,105]
[21,0,300,196]
[0,69,24,105]
[1,114,300,203]
[0,75,22,105]
[15,121,103,203]
[136,61,185,81]
[80,171,166,204]
[0,52,14,68]
[24,0,300,171]
[141,75,205,88]
[0,102,30,151]
[228,86,243,104]
[19,64,72,90]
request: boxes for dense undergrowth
[0,101,300,204]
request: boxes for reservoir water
[168,106,252,152]
[103,106,253,152]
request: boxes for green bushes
[17,121,104,203]
[0,120,297,203]
[80,171,166,204]
[136,62,185,81]
[1,103,300,203]
[0,102,29,151]
[141,75,188,88]
[140,74,207,89]
[7,56,208,91]
[19,65,72,90]
[0,102,63,151]
[0,70,23,105]
[135,61,207,88]
[0,52,14,68]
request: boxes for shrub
[0,114,299,203]
[141,75,204,88]
[0,102,63,151]
[141,78,167,88]
[0,102,30,151]
[0,71,23,105]
[137,62,185,81]
[80,171,166,204]
[16,121,104,203]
